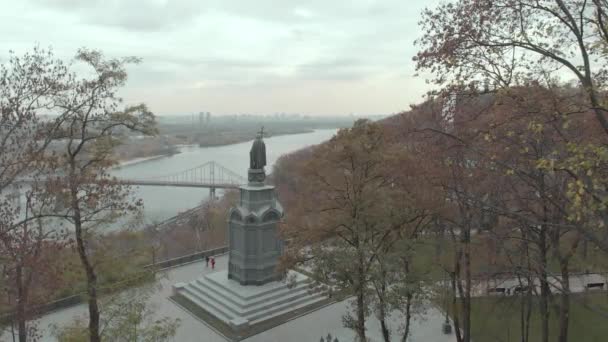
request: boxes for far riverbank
[196,128,314,147]
[114,129,315,167]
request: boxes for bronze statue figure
[249,128,266,170]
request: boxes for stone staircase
[173,270,327,329]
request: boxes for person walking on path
[205,256,209,268]
[211,257,216,270]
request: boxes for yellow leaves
[505,169,514,175]
[535,158,554,170]
[527,121,544,134]
[575,180,585,196]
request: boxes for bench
[487,287,506,295]
[586,282,605,290]
[512,286,530,294]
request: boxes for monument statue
[248,127,267,184]
[249,129,266,170]
[172,127,326,333]
[228,127,284,286]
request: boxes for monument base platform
[172,270,327,334]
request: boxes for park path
[3,254,458,342]
[441,273,607,298]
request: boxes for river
[110,129,337,225]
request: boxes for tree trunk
[16,265,26,342]
[356,290,366,341]
[454,236,470,342]
[584,78,608,136]
[378,268,390,342]
[519,231,533,342]
[401,259,412,342]
[524,287,532,342]
[71,184,101,342]
[355,258,366,342]
[582,238,588,261]
[557,260,571,342]
[462,228,471,342]
[401,292,413,342]
[379,299,390,342]
[451,269,463,342]
[516,274,533,342]
[518,275,525,342]
[538,224,550,342]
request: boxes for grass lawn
[449,292,608,342]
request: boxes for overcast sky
[1,0,440,116]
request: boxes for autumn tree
[368,218,430,342]
[415,0,608,132]
[414,2,608,339]
[415,0,608,255]
[282,120,430,342]
[390,94,480,342]
[49,49,156,342]
[412,129,485,342]
[474,86,606,342]
[51,284,180,342]
[0,47,74,341]
[0,47,68,195]
[0,191,60,342]
[406,84,605,342]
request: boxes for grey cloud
[32,0,95,10]
[205,0,393,24]
[31,0,206,31]
[127,57,280,87]
[9,0,441,114]
[296,60,406,82]
[31,0,433,32]
[149,56,275,70]
[293,58,377,81]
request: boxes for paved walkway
[464,273,608,297]
[2,254,457,342]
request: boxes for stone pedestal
[247,168,265,185]
[173,270,326,331]
[227,175,284,285]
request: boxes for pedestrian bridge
[14,161,246,197]
[117,161,245,190]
